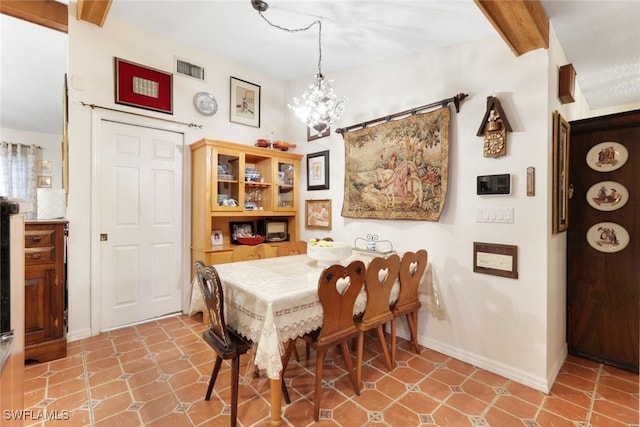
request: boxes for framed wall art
[305,199,332,230]
[230,76,260,127]
[473,242,518,279]
[114,58,173,114]
[37,176,52,188]
[307,126,330,141]
[307,150,330,190]
[552,111,570,234]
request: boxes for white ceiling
[2,0,639,136]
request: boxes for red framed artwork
[115,58,173,114]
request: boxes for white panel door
[100,120,183,330]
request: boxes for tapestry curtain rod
[2,141,43,150]
[80,102,203,128]
[335,92,468,135]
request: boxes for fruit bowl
[307,241,352,267]
[236,235,265,245]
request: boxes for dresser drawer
[24,246,56,265]
[25,229,57,248]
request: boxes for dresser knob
[31,253,41,260]
[31,236,42,242]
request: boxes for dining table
[197,250,431,426]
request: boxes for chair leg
[230,356,240,427]
[376,325,393,371]
[407,311,420,354]
[205,356,224,400]
[390,317,398,367]
[356,332,364,384]
[339,341,360,396]
[313,350,326,422]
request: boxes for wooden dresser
[24,220,68,362]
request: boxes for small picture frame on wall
[38,160,52,173]
[305,199,332,230]
[307,126,330,141]
[37,176,52,188]
[230,76,260,127]
[307,150,330,190]
[114,57,173,114]
[473,242,518,279]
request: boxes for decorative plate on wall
[586,181,629,211]
[586,141,628,172]
[586,222,629,253]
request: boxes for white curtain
[0,141,38,219]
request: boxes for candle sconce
[353,233,395,254]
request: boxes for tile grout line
[80,341,97,426]
[583,363,603,426]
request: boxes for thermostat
[477,174,511,195]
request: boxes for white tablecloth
[190,252,436,379]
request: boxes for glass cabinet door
[214,150,240,211]
[275,161,296,210]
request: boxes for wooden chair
[355,254,400,383]
[390,249,428,366]
[231,243,277,262]
[194,260,251,427]
[276,240,307,257]
[281,260,366,421]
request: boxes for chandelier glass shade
[252,1,346,135]
[288,74,346,134]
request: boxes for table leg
[269,377,282,426]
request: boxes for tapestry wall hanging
[341,106,450,221]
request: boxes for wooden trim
[77,0,112,28]
[474,0,549,56]
[0,0,68,33]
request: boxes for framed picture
[211,230,224,246]
[552,111,570,234]
[38,160,52,172]
[307,150,330,190]
[473,242,518,279]
[307,126,330,141]
[115,57,173,114]
[230,76,260,127]
[305,199,332,230]
[230,221,254,244]
[37,176,52,188]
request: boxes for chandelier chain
[258,11,323,76]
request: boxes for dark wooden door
[567,110,639,373]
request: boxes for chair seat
[355,312,393,331]
[392,300,421,316]
[203,328,251,360]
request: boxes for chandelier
[251,0,346,135]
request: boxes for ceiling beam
[0,0,68,33]
[77,0,112,28]
[474,0,549,56]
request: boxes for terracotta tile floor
[23,314,639,426]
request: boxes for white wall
[67,9,287,340]
[65,7,636,393]
[285,37,559,391]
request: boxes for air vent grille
[176,58,205,80]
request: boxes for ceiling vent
[175,57,205,81]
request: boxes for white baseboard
[67,327,92,343]
[393,325,566,394]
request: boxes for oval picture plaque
[586,222,630,253]
[586,142,628,172]
[586,181,629,211]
